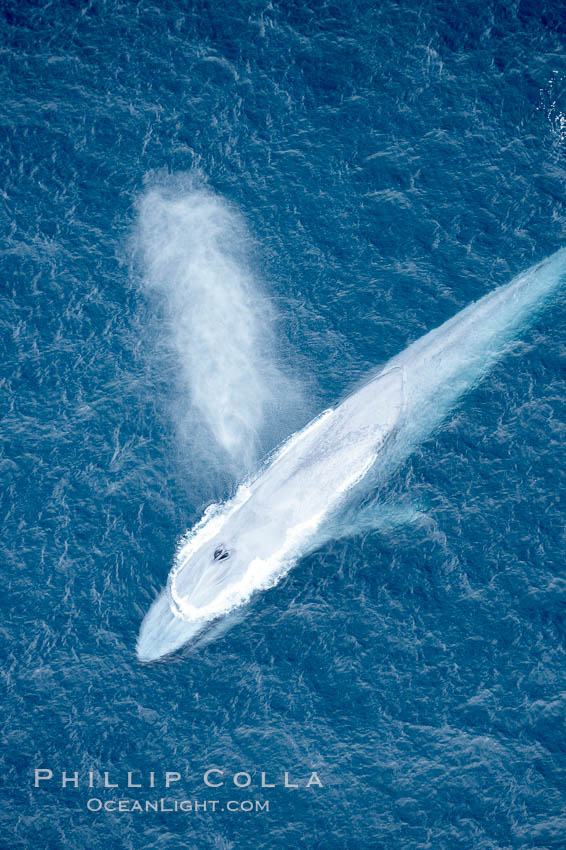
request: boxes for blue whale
[137,249,566,662]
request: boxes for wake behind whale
[137,248,566,662]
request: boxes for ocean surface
[1,1,565,848]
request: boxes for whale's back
[249,366,406,524]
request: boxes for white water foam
[539,70,566,147]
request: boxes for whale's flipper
[352,502,425,533]
[305,501,425,554]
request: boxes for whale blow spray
[135,180,300,475]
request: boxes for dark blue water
[2,2,565,847]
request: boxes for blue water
[2,2,565,848]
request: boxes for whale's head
[135,591,205,662]
[136,533,250,662]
